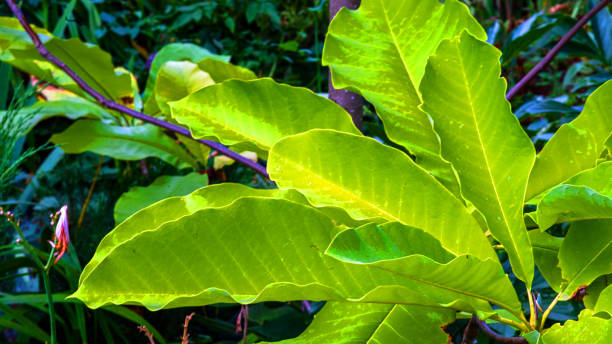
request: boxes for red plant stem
[461,316,479,344]
[4,0,269,178]
[506,0,612,100]
[329,0,364,130]
[472,315,528,344]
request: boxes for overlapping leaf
[170,79,359,154]
[0,17,132,102]
[152,61,214,115]
[80,183,365,285]
[526,80,612,200]
[326,223,522,318]
[594,285,612,315]
[420,31,535,286]
[113,173,208,224]
[322,0,486,194]
[535,162,612,230]
[558,219,612,300]
[529,231,564,291]
[73,198,496,316]
[268,302,455,344]
[197,58,257,82]
[50,120,196,169]
[268,129,496,261]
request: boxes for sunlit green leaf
[153,61,215,115]
[268,302,455,344]
[529,231,564,292]
[269,129,496,261]
[197,58,257,82]
[558,219,612,300]
[50,119,197,169]
[594,285,612,315]
[73,198,495,316]
[170,79,359,154]
[542,309,612,344]
[527,80,612,200]
[420,31,535,286]
[114,172,208,224]
[322,0,485,194]
[0,17,132,102]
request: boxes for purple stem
[506,0,612,100]
[329,0,364,130]
[473,315,528,344]
[5,0,269,178]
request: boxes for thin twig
[181,312,196,344]
[473,316,528,344]
[538,292,562,331]
[4,0,269,178]
[506,0,612,100]
[77,154,104,230]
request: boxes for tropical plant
[2,0,612,342]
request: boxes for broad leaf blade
[73,198,494,315]
[153,61,215,115]
[322,0,485,194]
[420,31,535,286]
[197,58,257,82]
[558,219,612,300]
[170,79,360,154]
[542,310,612,344]
[594,285,612,315]
[536,162,612,229]
[268,129,496,261]
[50,120,197,169]
[80,183,366,285]
[268,302,455,344]
[0,18,132,102]
[326,223,523,317]
[526,80,612,200]
[113,172,208,224]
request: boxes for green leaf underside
[170,79,360,154]
[584,275,612,310]
[74,198,501,316]
[80,183,368,285]
[527,80,612,201]
[420,32,535,287]
[542,310,612,344]
[558,219,612,300]
[113,173,208,224]
[197,58,257,82]
[50,120,197,169]
[536,162,612,230]
[326,223,522,316]
[529,231,564,292]
[153,61,215,115]
[267,302,455,344]
[323,0,486,195]
[143,42,229,101]
[0,18,131,102]
[268,130,496,261]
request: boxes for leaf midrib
[452,42,527,277]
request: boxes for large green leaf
[113,172,208,224]
[526,80,612,200]
[0,17,132,102]
[535,162,612,230]
[529,231,564,292]
[170,79,360,154]
[152,61,214,115]
[268,129,496,261]
[558,219,612,300]
[143,42,229,101]
[322,0,486,194]
[197,58,257,82]
[80,183,366,285]
[326,223,523,318]
[420,31,535,286]
[73,198,495,316]
[50,120,197,169]
[268,302,455,344]
[542,309,612,344]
